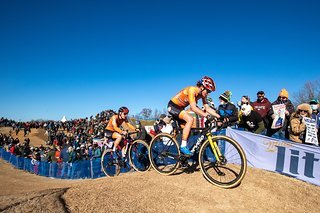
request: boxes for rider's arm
[188,87,207,117]
[190,102,207,117]
[204,104,220,118]
[125,121,137,131]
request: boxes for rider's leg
[121,145,127,158]
[179,111,194,155]
[112,132,122,152]
[180,111,194,143]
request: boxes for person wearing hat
[217,90,238,127]
[251,91,272,128]
[266,88,295,139]
[289,103,312,143]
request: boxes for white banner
[226,128,320,186]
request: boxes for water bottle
[191,134,205,153]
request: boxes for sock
[181,140,187,147]
[112,146,116,152]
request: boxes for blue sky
[1,0,319,121]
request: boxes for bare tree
[134,114,143,120]
[292,80,320,106]
[140,108,152,120]
[153,109,162,119]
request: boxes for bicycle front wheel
[148,133,180,175]
[198,135,247,188]
[128,140,151,172]
[101,150,120,177]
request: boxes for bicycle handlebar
[202,115,224,134]
[121,129,142,140]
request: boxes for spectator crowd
[0,88,319,176]
[0,110,116,169]
[211,88,320,145]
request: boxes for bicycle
[148,116,247,188]
[101,130,151,177]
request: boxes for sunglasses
[280,97,287,99]
[206,89,212,93]
[299,110,308,113]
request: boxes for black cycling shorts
[167,100,185,120]
[104,129,114,138]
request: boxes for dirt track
[0,128,320,212]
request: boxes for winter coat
[217,102,238,126]
[252,97,272,119]
[289,112,306,143]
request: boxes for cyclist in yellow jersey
[105,107,138,154]
[168,76,220,155]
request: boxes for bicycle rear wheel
[198,135,247,188]
[128,139,151,172]
[148,133,180,175]
[101,150,120,177]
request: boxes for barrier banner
[226,128,320,186]
[0,148,109,179]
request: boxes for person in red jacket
[9,144,15,154]
[251,91,271,129]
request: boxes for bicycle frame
[115,132,138,161]
[169,118,225,164]
[149,117,247,188]
[101,129,150,175]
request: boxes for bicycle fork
[206,133,223,163]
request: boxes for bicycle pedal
[179,155,190,161]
